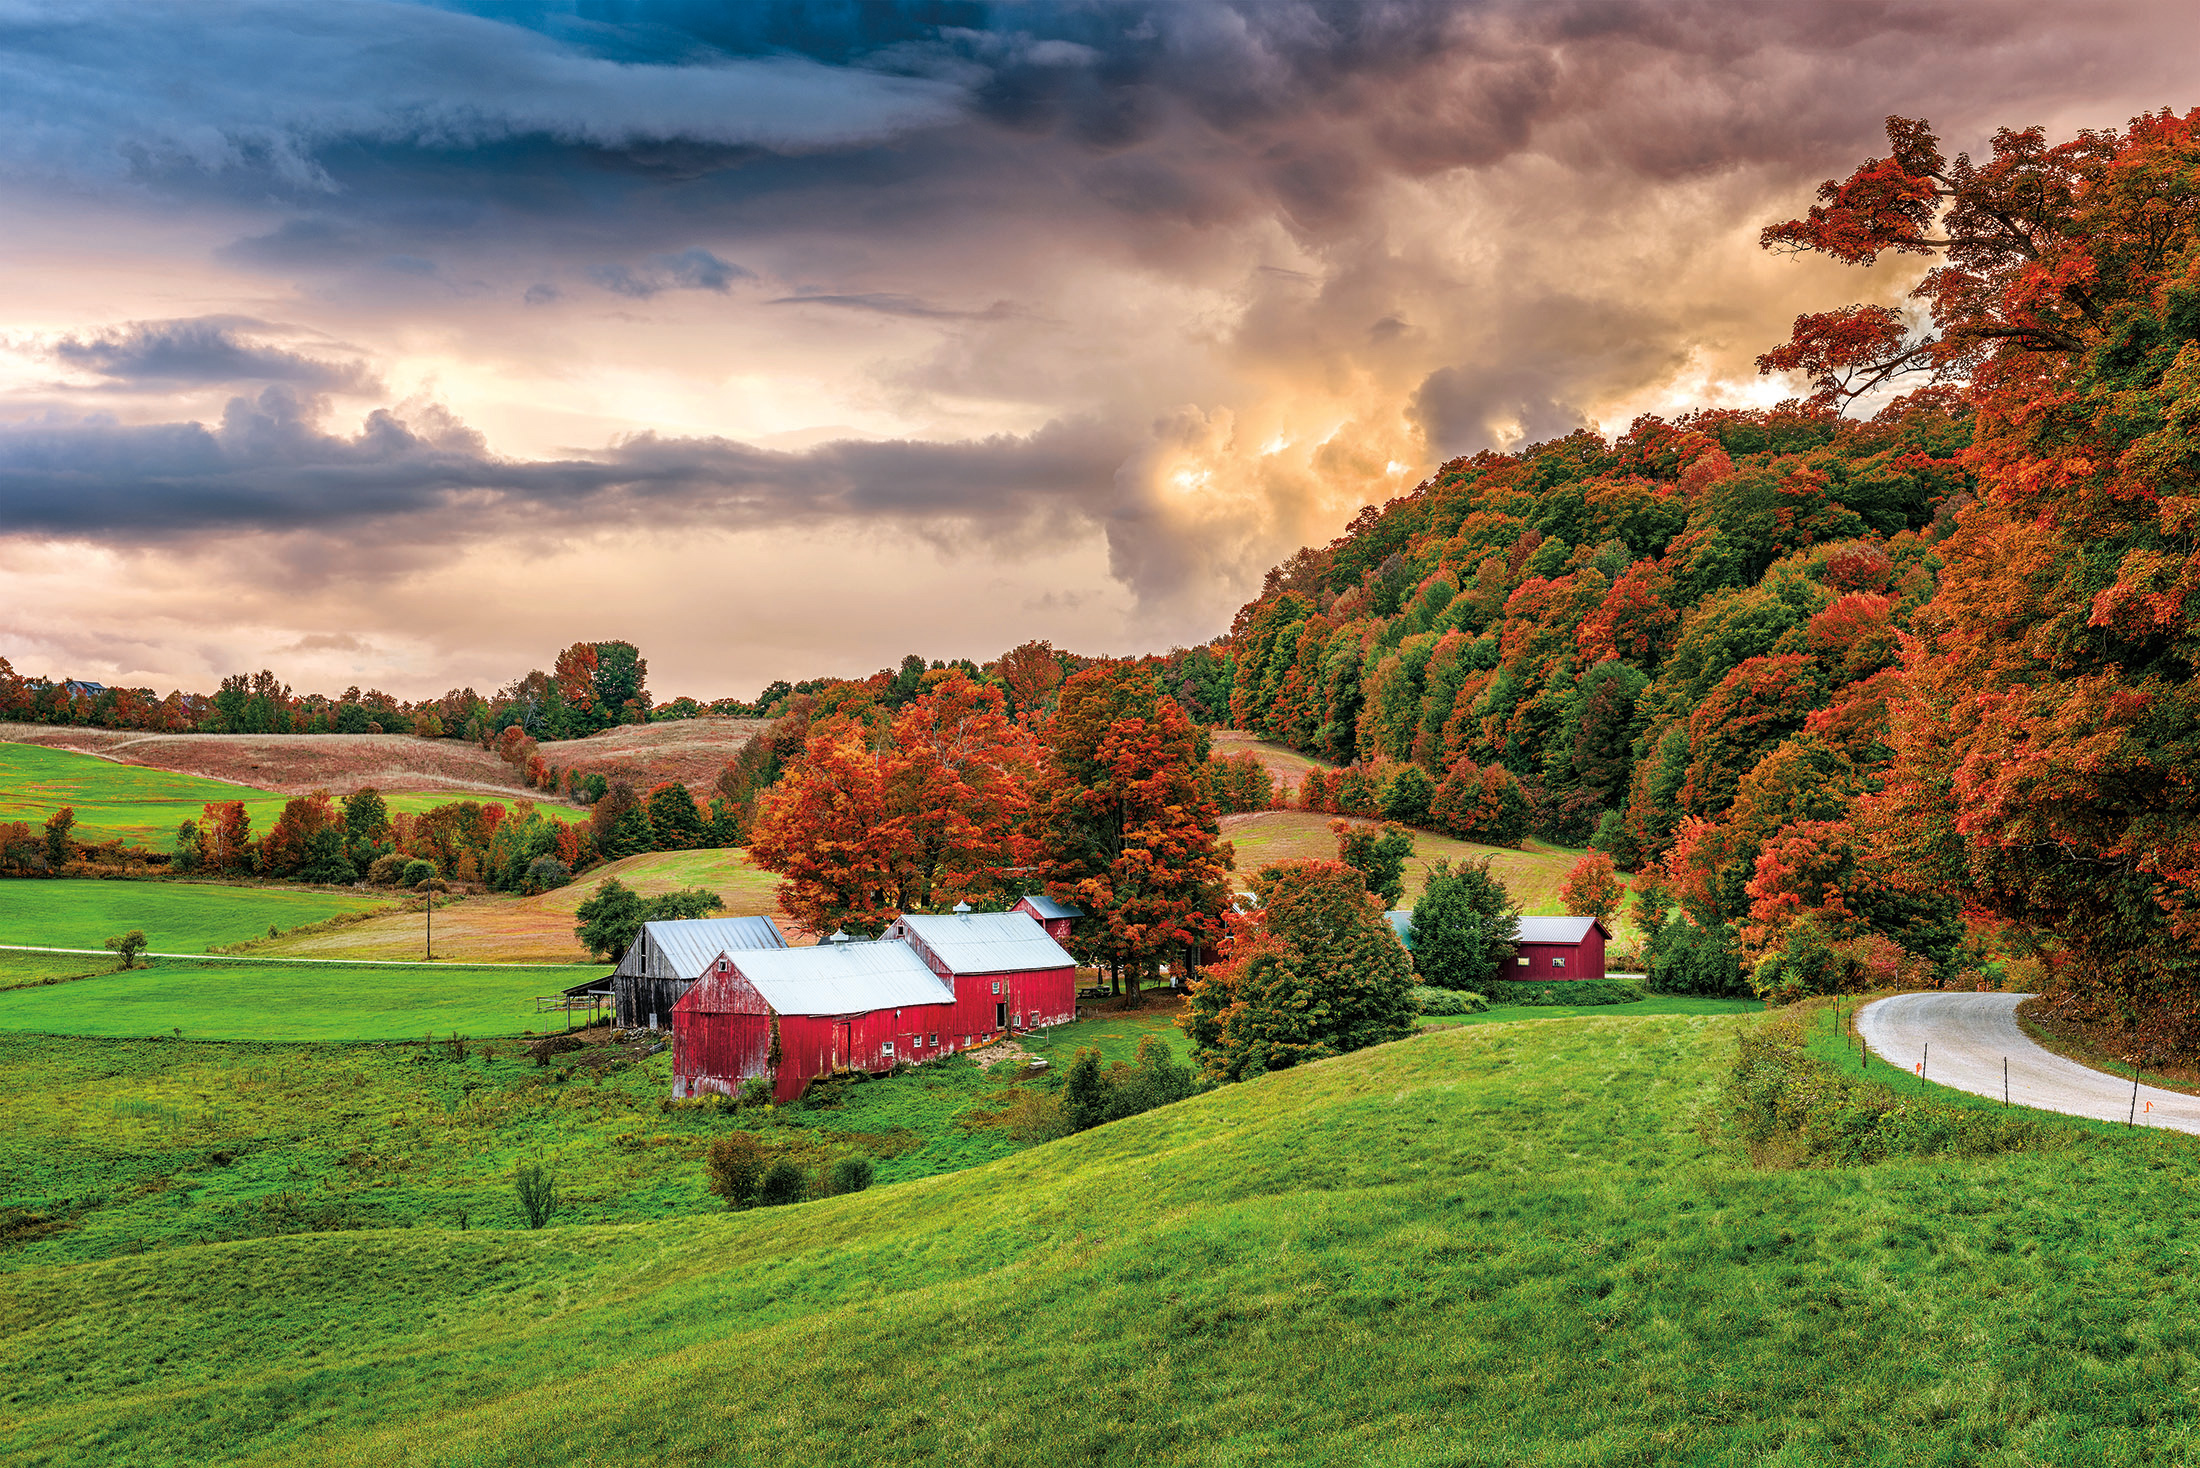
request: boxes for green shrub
[1485,978,1644,1006]
[826,1156,875,1196]
[400,858,437,888]
[757,1159,807,1207]
[1724,1011,2050,1167]
[737,1076,774,1109]
[513,1160,558,1229]
[1411,985,1487,1015]
[366,853,410,886]
[523,855,573,893]
[703,1133,767,1209]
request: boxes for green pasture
[1421,993,1762,1027]
[0,878,388,952]
[8,1003,2200,1465]
[0,955,583,1041]
[0,742,567,848]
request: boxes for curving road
[1856,991,2200,1135]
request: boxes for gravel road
[1856,991,2200,1135]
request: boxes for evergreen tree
[1408,858,1518,992]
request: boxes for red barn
[1508,916,1610,980]
[672,939,956,1103]
[1010,894,1082,943]
[887,907,1078,1043]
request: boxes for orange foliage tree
[1558,851,1624,929]
[1772,109,2200,1017]
[750,672,1042,936]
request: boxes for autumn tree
[1182,860,1415,1082]
[1040,666,1234,1005]
[1559,851,1624,929]
[1769,108,2200,1022]
[41,807,73,868]
[751,672,1043,937]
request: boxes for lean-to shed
[671,939,956,1102]
[1010,894,1083,943]
[887,908,1078,1042]
[613,915,786,1028]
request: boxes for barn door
[833,1021,852,1068]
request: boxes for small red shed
[887,907,1078,1043]
[1508,916,1610,980]
[1010,894,1082,944]
[672,939,956,1103]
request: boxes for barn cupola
[952,901,972,915]
[829,929,851,944]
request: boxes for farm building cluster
[571,897,1613,1102]
[586,896,1085,1102]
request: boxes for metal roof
[729,940,953,1015]
[1385,910,1413,947]
[615,916,786,980]
[1015,895,1084,920]
[1515,916,1607,945]
[893,910,1076,974]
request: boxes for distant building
[611,915,787,1028]
[1384,911,1609,981]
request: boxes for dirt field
[0,724,532,798]
[249,847,787,964]
[0,715,767,800]
[540,717,768,792]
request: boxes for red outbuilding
[887,907,1079,1043]
[1508,916,1610,980]
[1010,894,1082,943]
[672,939,957,1103]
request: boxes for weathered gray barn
[613,915,787,1028]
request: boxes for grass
[0,956,587,1041]
[11,1004,2200,1464]
[1219,808,1585,911]
[0,877,389,952]
[0,743,571,849]
[1422,994,1761,1028]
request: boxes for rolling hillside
[4,1012,2190,1466]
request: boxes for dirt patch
[965,1038,1039,1070]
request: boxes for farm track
[1858,991,2200,1134]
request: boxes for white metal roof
[1514,916,1605,944]
[893,910,1076,974]
[616,915,786,979]
[729,940,953,1015]
[1015,895,1084,920]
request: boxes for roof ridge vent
[828,929,851,944]
[952,901,973,915]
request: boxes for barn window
[991,980,1001,994]
[882,1041,896,1058]
[1552,957,1567,970]
[928,1033,939,1046]
[1516,957,1530,967]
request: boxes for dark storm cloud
[50,318,379,393]
[587,249,752,299]
[0,389,1131,541]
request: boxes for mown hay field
[1219,808,1588,912]
[0,877,390,954]
[8,1008,2200,1466]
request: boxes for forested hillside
[1228,109,2200,1020]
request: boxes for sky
[0,0,2193,704]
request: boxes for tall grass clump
[1723,1009,2051,1167]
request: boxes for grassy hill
[0,877,389,953]
[7,1009,2198,1465]
[1220,809,1587,913]
[0,743,571,848]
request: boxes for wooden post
[2130,1065,2140,1127]
[1921,1042,1927,1082]
[2004,1056,2009,1107]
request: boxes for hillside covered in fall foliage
[1227,109,2200,1031]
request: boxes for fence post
[2130,1065,2140,1127]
